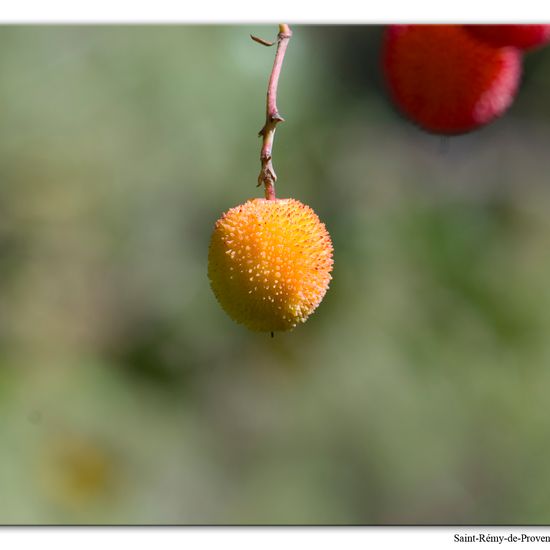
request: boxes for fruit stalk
[253,24,293,200]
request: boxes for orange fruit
[208,198,333,332]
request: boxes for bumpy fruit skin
[382,25,522,135]
[208,198,333,332]
[465,25,550,51]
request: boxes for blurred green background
[1,25,550,524]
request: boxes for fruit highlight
[208,198,333,332]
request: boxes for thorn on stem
[270,113,285,123]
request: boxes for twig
[250,34,276,47]
[252,24,293,200]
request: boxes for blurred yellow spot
[42,435,115,508]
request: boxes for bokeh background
[1,25,550,524]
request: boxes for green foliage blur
[1,25,550,524]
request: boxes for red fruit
[465,25,550,51]
[382,25,522,135]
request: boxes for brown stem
[253,24,292,200]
